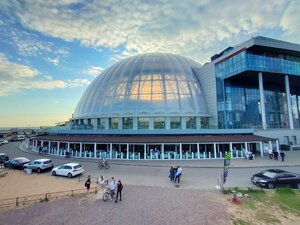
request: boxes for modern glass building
[30,36,300,160]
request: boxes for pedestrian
[175,166,182,183]
[98,175,106,193]
[115,180,123,203]
[248,152,254,161]
[273,149,279,161]
[268,148,273,159]
[85,175,91,193]
[169,166,175,181]
[280,151,286,162]
[109,177,116,200]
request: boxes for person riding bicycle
[100,157,107,165]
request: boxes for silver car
[24,159,54,173]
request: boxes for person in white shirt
[175,166,182,183]
[109,177,116,199]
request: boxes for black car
[4,157,31,170]
[0,153,9,163]
[251,169,300,189]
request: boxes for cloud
[86,66,104,76]
[47,57,60,66]
[0,52,90,96]
[0,0,298,64]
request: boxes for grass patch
[232,219,252,225]
[273,188,300,215]
[255,210,281,224]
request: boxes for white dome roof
[74,53,208,118]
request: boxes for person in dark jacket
[169,166,175,181]
[273,149,279,160]
[280,151,286,162]
[85,175,91,193]
[115,180,123,203]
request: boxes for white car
[2,140,8,144]
[24,159,54,173]
[51,163,84,178]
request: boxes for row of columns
[31,139,279,159]
[258,72,294,130]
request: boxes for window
[97,118,106,129]
[138,117,149,129]
[154,117,165,129]
[170,117,181,129]
[109,118,118,129]
[122,117,133,129]
[186,116,196,129]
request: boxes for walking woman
[115,180,123,203]
[85,175,91,193]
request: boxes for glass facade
[154,117,165,129]
[170,117,181,129]
[216,51,300,79]
[186,116,196,129]
[109,118,118,129]
[122,117,133,129]
[138,117,149,129]
[97,118,106,129]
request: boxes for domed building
[31,36,300,161]
[72,53,211,132]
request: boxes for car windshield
[262,171,277,178]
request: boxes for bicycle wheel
[98,163,103,169]
[105,163,110,169]
[103,192,109,201]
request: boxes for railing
[0,187,98,209]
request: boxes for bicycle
[98,159,110,169]
[103,189,115,201]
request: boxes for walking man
[280,151,286,162]
[115,180,123,203]
[109,177,116,200]
[175,166,182,183]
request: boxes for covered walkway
[29,134,276,160]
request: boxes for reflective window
[138,117,149,129]
[154,117,165,129]
[201,117,209,128]
[186,116,196,129]
[109,118,118,129]
[122,117,133,129]
[97,118,105,129]
[170,117,181,129]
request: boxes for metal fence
[0,187,98,209]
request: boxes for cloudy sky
[0,0,299,128]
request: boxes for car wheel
[267,183,275,189]
[67,173,72,178]
[37,168,41,173]
[52,171,56,176]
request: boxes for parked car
[0,153,9,163]
[251,169,300,189]
[23,158,54,173]
[1,140,8,144]
[51,163,84,178]
[4,157,31,169]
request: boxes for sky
[0,0,300,128]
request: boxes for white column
[213,143,217,159]
[258,72,267,130]
[48,142,51,154]
[67,142,70,152]
[285,75,294,129]
[276,139,280,152]
[79,143,82,158]
[179,143,182,159]
[110,143,112,159]
[229,142,233,158]
[268,141,272,151]
[127,144,129,159]
[133,145,135,160]
[41,140,44,148]
[94,143,97,158]
[245,142,248,152]
[197,143,200,159]
[144,144,146,160]
[161,144,164,160]
[260,142,264,157]
[57,141,60,155]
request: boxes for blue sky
[0,0,299,128]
